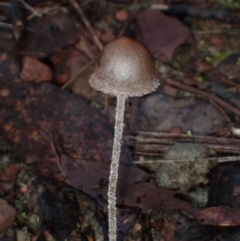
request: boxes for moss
[210,0,240,9]
[155,143,217,192]
[205,50,234,65]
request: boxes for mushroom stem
[108,94,126,241]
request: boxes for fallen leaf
[51,47,95,98]
[20,56,52,83]
[135,10,191,61]
[0,199,16,237]
[18,11,81,58]
[38,189,79,240]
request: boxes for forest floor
[1,0,240,240]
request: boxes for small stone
[115,10,129,22]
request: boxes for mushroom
[89,36,159,241]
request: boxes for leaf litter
[1,0,240,240]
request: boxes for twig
[127,142,240,154]
[193,29,225,35]
[0,22,13,28]
[123,131,240,155]
[150,4,169,10]
[229,73,240,80]
[208,99,231,123]
[61,60,95,90]
[166,78,240,117]
[69,0,103,51]
[198,59,240,88]
[134,155,240,164]
[75,36,95,60]
[11,0,24,40]
[18,0,35,13]
[19,0,43,20]
[125,130,237,142]
[19,0,63,20]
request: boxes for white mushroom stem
[108,94,126,241]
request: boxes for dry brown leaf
[0,199,16,237]
[20,56,53,83]
[135,10,191,61]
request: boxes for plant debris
[1,0,240,240]
[0,199,16,237]
[135,9,191,61]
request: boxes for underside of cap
[89,73,159,97]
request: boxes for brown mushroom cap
[89,36,159,97]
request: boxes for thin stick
[108,95,126,241]
[193,29,225,34]
[18,0,35,13]
[61,60,95,89]
[18,0,43,20]
[75,36,95,60]
[0,22,13,28]
[125,130,240,144]
[208,99,231,123]
[199,59,240,88]
[134,155,240,164]
[69,0,103,51]
[123,131,240,155]
[166,78,240,117]
[150,4,169,10]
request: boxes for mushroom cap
[89,36,159,97]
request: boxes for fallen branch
[124,131,240,155]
